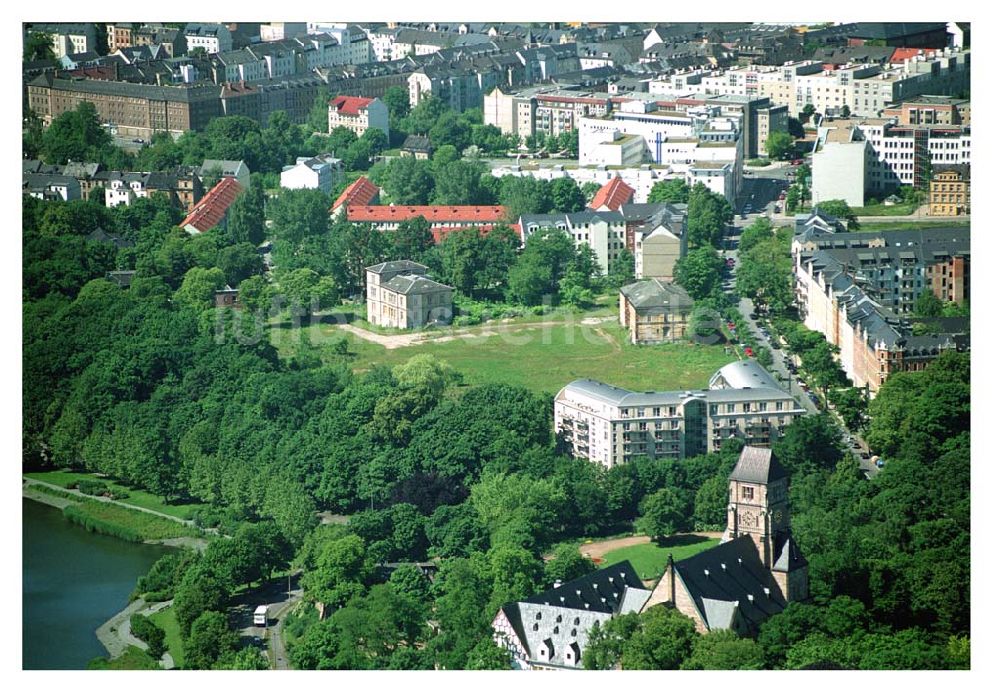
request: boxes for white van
[253,605,268,627]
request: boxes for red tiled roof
[329,95,375,117]
[180,177,242,233]
[431,225,510,244]
[346,205,508,224]
[890,47,926,64]
[589,176,635,211]
[331,176,380,212]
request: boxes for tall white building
[554,361,804,468]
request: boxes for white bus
[253,605,268,627]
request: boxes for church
[491,446,809,669]
[637,446,809,633]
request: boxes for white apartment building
[852,49,970,118]
[184,23,233,55]
[104,173,149,208]
[490,165,684,204]
[28,23,96,59]
[812,117,971,204]
[555,361,804,468]
[517,211,627,276]
[328,96,390,138]
[280,154,344,194]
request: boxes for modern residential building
[554,360,804,468]
[928,165,970,216]
[365,260,454,329]
[881,95,971,127]
[183,23,233,54]
[280,154,344,194]
[180,177,243,235]
[619,279,694,344]
[811,117,972,204]
[328,96,390,139]
[483,86,613,139]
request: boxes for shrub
[453,315,480,327]
[131,613,167,659]
[77,478,109,496]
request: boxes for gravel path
[22,485,74,510]
[22,478,196,526]
[579,531,725,561]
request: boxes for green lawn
[87,646,160,670]
[63,501,200,542]
[148,607,184,668]
[851,204,917,217]
[273,316,736,396]
[600,535,720,580]
[25,469,203,520]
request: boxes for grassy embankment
[272,314,736,396]
[599,535,720,580]
[62,501,199,542]
[25,469,203,520]
[147,607,185,668]
[87,646,160,670]
[850,204,918,217]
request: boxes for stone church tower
[723,446,809,603]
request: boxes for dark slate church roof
[673,535,786,631]
[729,446,789,484]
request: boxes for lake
[22,498,172,670]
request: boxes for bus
[253,605,268,627]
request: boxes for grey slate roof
[708,360,783,392]
[401,134,432,153]
[620,279,693,312]
[499,561,650,669]
[383,274,453,295]
[672,535,786,632]
[561,376,799,409]
[366,260,427,275]
[729,446,789,485]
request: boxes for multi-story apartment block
[106,23,135,52]
[850,49,970,118]
[27,23,96,59]
[518,211,627,276]
[260,22,307,42]
[554,360,804,468]
[882,95,971,126]
[792,215,969,391]
[183,23,233,55]
[812,117,971,204]
[928,165,970,216]
[328,96,389,138]
[132,25,187,58]
[365,260,454,329]
[619,279,694,345]
[27,73,222,139]
[622,202,688,281]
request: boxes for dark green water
[22,498,171,670]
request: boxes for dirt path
[23,485,75,510]
[22,478,195,527]
[579,531,725,560]
[330,317,614,350]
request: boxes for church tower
[724,446,809,602]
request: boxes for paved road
[725,239,878,478]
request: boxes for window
[742,486,755,500]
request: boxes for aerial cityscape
[21,18,971,673]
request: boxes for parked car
[744,347,754,356]
[876,459,885,468]
[791,158,803,166]
[749,313,758,320]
